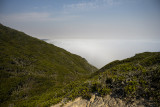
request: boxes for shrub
[98,88,111,97]
[124,81,138,97]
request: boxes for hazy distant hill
[0,24,97,106]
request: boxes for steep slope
[52,52,160,107]
[0,24,97,106]
[90,52,160,106]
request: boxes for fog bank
[47,39,160,68]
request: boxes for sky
[0,0,160,40]
[0,0,160,68]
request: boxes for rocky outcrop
[51,94,146,107]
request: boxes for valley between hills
[0,24,160,107]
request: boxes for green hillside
[56,52,160,106]
[92,52,160,103]
[0,24,97,106]
[0,24,160,107]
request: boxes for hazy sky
[0,0,160,40]
[0,0,160,68]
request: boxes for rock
[108,98,117,107]
[89,96,104,107]
[51,94,147,107]
[115,98,125,107]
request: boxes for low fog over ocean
[46,39,160,68]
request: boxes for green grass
[0,24,160,106]
[0,24,97,106]
[45,52,160,106]
[86,52,160,106]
